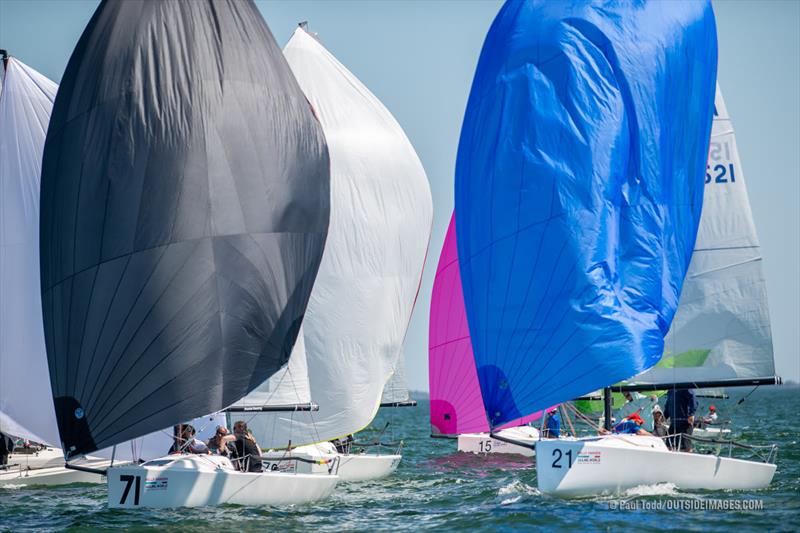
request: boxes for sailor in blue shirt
[544,407,561,438]
[600,412,652,436]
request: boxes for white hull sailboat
[457,427,538,457]
[263,442,400,482]
[108,455,338,509]
[692,426,731,439]
[1,459,110,487]
[536,436,776,497]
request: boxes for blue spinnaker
[455,0,717,428]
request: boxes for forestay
[39,0,330,458]
[0,58,59,446]
[254,28,432,448]
[455,0,718,428]
[631,85,775,385]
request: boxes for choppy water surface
[2,386,798,532]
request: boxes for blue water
[1,386,798,532]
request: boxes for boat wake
[497,480,540,505]
[623,483,679,498]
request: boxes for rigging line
[736,385,760,406]
[427,334,472,352]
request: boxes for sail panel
[250,28,432,448]
[455,0,718,428]
[632,86,775,385]
[0,58,60,446]
[429,214,544,435]
[39,0,329,458]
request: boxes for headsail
[631,85,775,385]
[39,0,330,458]
[429,214,543,436]
[455,0,718,428]
[0,58,59,446]
[381,348,412,406]
[253,28,432,448]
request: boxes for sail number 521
[551,449,573,469]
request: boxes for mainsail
[0,58,59,446]
[631,85,776,385]
[380,348,412,406]
[252,28,432,448]
[39,0,330,458]
[454,0,718,428]
[429,214,543,436]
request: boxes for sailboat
[380,349,417,409]
[429,214,544,457]
[546,82,782,491]
[450,0,764,497]
[38,0,336,508]
[254,26,433,482]
[0,53,116,487]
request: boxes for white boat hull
[107,455,338,508]
[263,442,401,482]
[536,436,776,497]
[457,426,538,457]
[0,463,107,486]
[6,447,65,470]
[693,427,732,439]
[1,448,112,487]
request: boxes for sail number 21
[551,449,573,469]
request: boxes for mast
[603,388,613,431]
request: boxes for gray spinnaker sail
[39,0,330,459]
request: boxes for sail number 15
[551,449,573,469]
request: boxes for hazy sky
[1,0,798,389]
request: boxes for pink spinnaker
[429,214,544,435]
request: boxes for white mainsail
[232,328,312,409]
[633,85,775,384]
[0,58,60,446]
[250,28,432,448]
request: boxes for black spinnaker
[39,0,330,459]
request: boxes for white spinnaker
[250,29,432,448]
[381,348,411,405]
[633,85,775,384]
[0,58,60,446]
